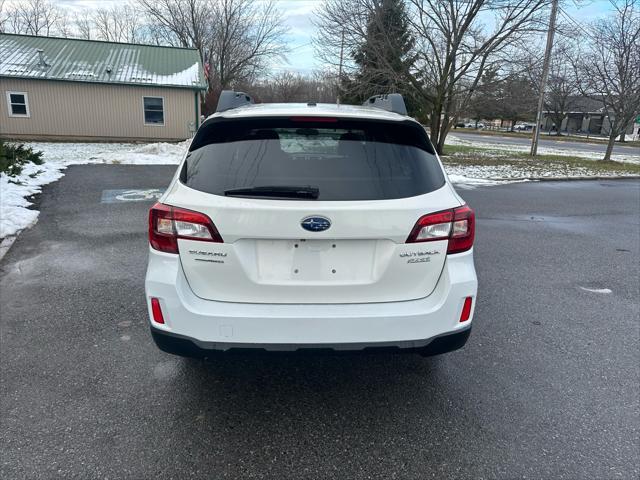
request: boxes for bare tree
[250,70,338,103]
[315,0,549,154]
[207,0,288,93]
[2,4,23,34]
[575,0,640,160]
[0,0,8,33]
[136,0,211,49]
[526,41,580,134]
[311,69,340,103]
[10,0,62,36]
[2,2,25,34]
[137,0,288,111]
[544,78,577,134]
[73,10,94,40]
[93,4,143,43]
[407,0,549,153]
[271,71,306,101]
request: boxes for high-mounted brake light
[290,116,338,123]
[149,203,222,254]
[406,205,475,254]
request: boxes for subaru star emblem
[301,216,331,232]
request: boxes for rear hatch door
[169,114,459,304]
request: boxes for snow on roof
[0,33,207,90]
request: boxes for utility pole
[530,0,559,156]
[337,30,345,106]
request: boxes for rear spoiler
[363,93,407,116]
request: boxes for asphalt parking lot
[1,165,638,479]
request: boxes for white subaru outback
[145,91,477,357]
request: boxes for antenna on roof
[363,93,407,116]
[336,30,345,106]
[216,90,254,112]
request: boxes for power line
[289,41,313,51]
[557,6,598,42]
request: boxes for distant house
[0,33,207,142]
[541,96,636,136]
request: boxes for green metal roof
[0,33,208,90]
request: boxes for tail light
[149,203,222,254]
[406,205,475,254]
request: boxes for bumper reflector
[460,297,473,323]
[151,298,165,324]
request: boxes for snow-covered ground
[1,141,188,240]
[443,156,638,180]
[21,140,188,167]
[445,134,640,164]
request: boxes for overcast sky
[51,0,615,74]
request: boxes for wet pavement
[1,166,638,479]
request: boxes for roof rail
[216,90,254,112]
[363,93,407,116]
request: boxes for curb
[489,175,640,182]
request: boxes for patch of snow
[23,140,189,167]
[446,173,513,190]
[579,286,612,294]
[111,142,188,164]
[1,140,189,241]
[125,62,201,86]
[65,70,96,78]
[1,161,64,238]
[445,134,640,164]
[443,157,637,180]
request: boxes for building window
[6,91,30,117]
[143,96,164,125]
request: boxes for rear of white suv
[145,93,477,357]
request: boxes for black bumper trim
[150,326,471,358]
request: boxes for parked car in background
[513,123,534,131]
[145,92,477,358]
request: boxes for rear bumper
[145,247,477,349]
[150,324,471,357]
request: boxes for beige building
[541,96,637,137]
[1,33,207,142]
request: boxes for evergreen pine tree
[341,0,416,112]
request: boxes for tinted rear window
[182,117,445,201]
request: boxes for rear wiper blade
[224,185,319,199]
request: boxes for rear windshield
[182,116,445,201]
